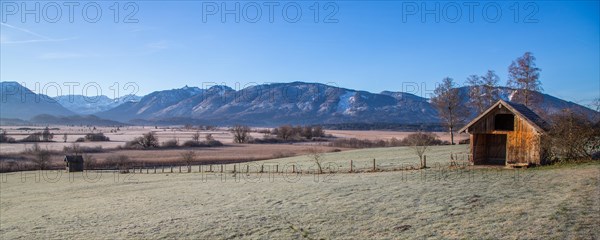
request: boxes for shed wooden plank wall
[506,117,541,165]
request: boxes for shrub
[123,132,159,149]
[182,140,208,147]
[206,140,223,147]
[75,137,85,142]
[329,138,385,148]
[545,109,600,162]
[64,144,104,154]
[161,139,179,148]
[248,137,288,144]
[20,132,43,142]
[182,140,223,148]
[329,134,445,149]
[84,133,110,142]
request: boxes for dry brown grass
[92,144,341,166]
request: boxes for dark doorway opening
[485,134,507,165]
[473,134,508,165]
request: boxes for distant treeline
[322,123,445,131]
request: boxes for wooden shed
[64,155,84,172]
[459,100,549,167]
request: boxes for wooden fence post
[246,165,249,173]
[423,155,427,169]
[170,166,173,173]
[179,166,182,173]
[260,165,264,173]
[154,166,156,174]
[292,165,296,173]
[275,164,278,173]
[350,160,353,172]
[233,165,236,173]
[372,159,376,171]
[209,165,212,172]
[221,165,224,173]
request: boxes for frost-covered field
[1,147,598,239]
[242,145,470,173]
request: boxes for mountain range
[0,81,598,126]
[54,94,142,115]
[0,82,74,120]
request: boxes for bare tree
[64,143,82,156]
[205,133,214,141]
[481,70,501,108]
[466,74,485,114]
[277,125,294,140]
[405,131,437,168]
[42,127,54,142]
[191,131,201,142]
[431,77,469,145]
[591,98,600,112]
[307,147,325,174]
[30,143,51,170]
[83,153,96,170]
[136,132,160,149]
[508,52,542,108]
[180,151,196,171]
[231,125,250,143]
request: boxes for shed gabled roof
[459,100,550,133]
[64,155,84,162]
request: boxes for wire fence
[122,153,474,175]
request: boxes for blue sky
[1,1,598,107]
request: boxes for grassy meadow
[1,145,598,239]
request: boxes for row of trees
[230,125,326,143]
[2,128,113,144]
[432,52,543,144]
[19,127,55,142]
[271,125,325,141]
[123,131,223,149]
